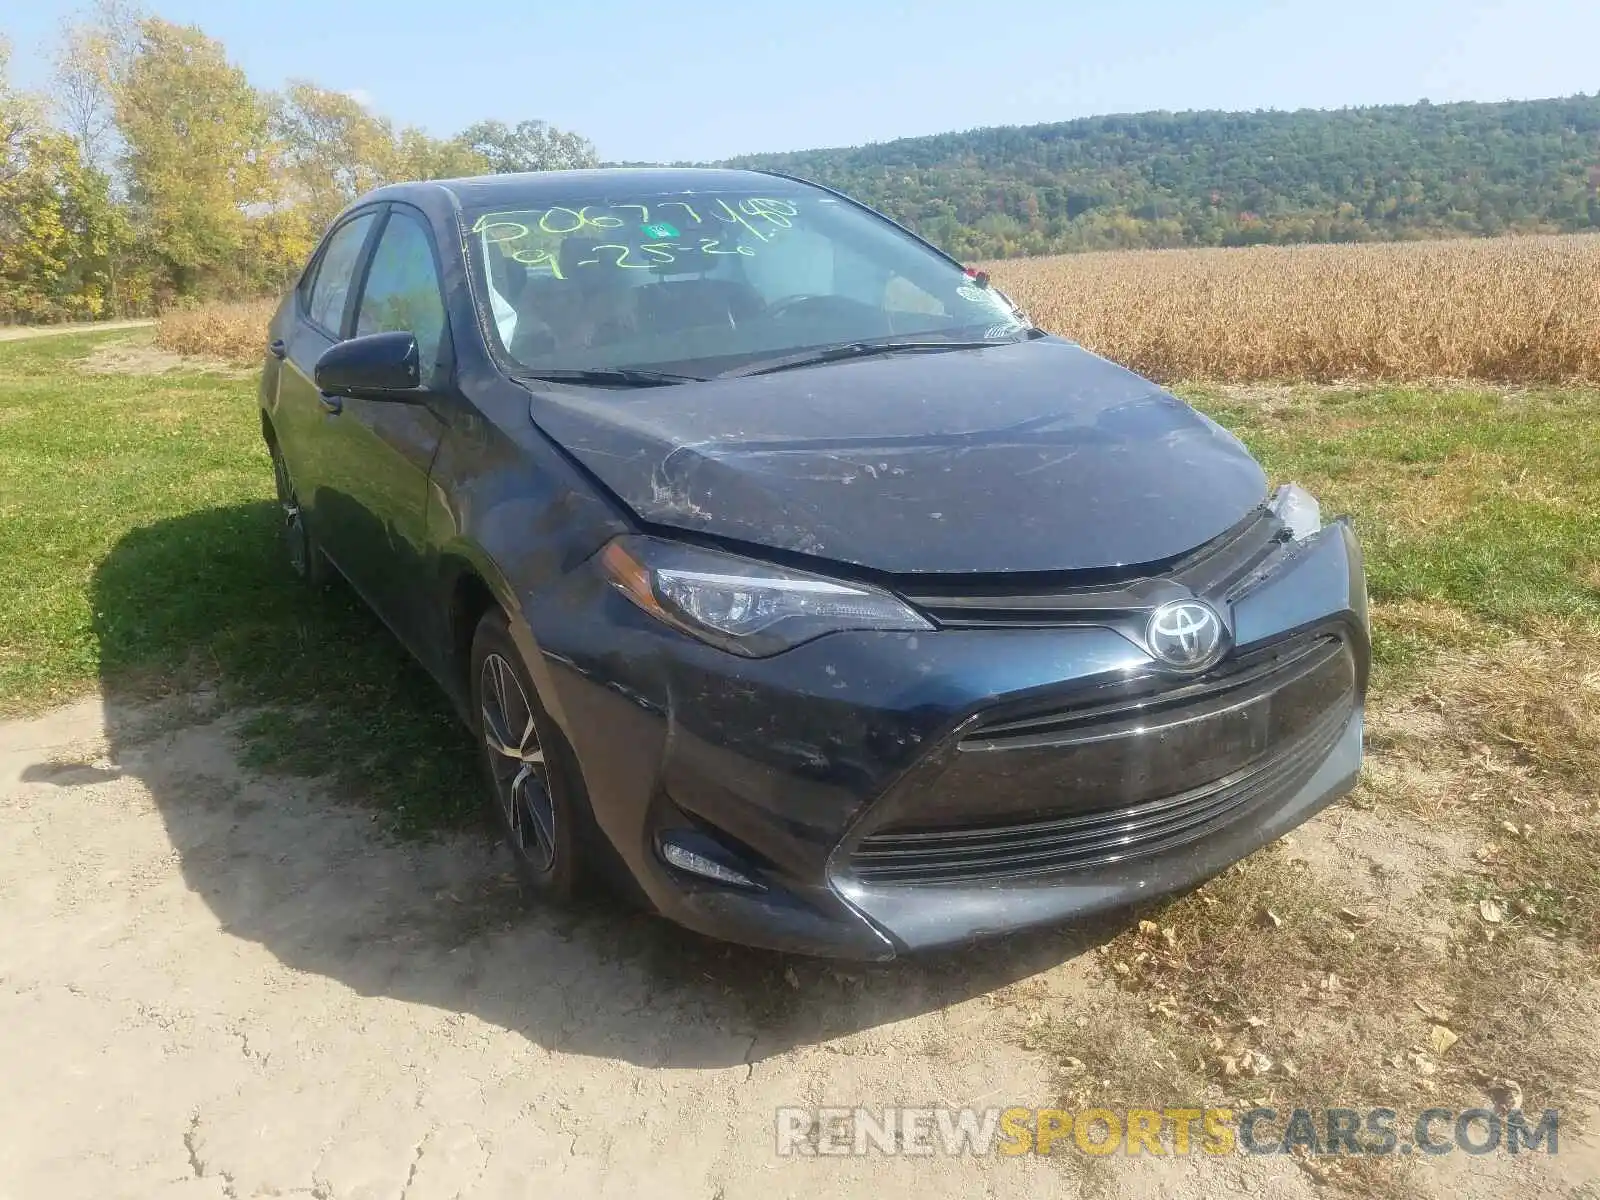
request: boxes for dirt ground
[0,319,155,343]
[2,695,1595,1199]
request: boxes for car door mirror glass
[314,331,422,398]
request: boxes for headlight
[600,536,932,657]
[1269,483,1322,542]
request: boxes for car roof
[366,167,810,211]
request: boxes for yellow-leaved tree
[0,37,124,322]
[273,82,406,240]
[114,18,285,300]
[7,9,597,318]
[393,126,489,184]
[274,82,488,239]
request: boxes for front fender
[424,380,629,735]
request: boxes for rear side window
[306,212,378,334]
[356,211,448,371]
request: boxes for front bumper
[838,706,1361,951]
[524,518,1369,959]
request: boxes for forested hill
[724,95,1600,259]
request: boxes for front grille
[902,507,1290,628]
[843,632,1356,885]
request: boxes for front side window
[464,185,1024,376]
[357,210,448,370]
[307,212,377,334]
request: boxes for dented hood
[523,337,1268,576]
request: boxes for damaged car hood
[522,337,1268,576]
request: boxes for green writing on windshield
[471,197,799,279]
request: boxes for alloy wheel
[479,652,557,872]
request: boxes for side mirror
[314,331,421,398]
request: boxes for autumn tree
[114,18,281,298]
[7,12,600,316]
[53,24,117,171]
[458,118,597,173]
[273,83,400,234]
[0,36,38,163]
[274,83,490,236]
[51,0,143,172]
[1,38,123,321]
[393,126,489,182]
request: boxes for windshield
[462,182,1028,378]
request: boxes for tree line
[0,3,597,322]
[727,96,1600,260]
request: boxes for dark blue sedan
[259,167,1368,958]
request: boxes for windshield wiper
[515,367,705,387]
[718,339,1011,379]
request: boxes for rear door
[273,207,382,557]
[312,204,452,656]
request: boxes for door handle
[269,338,287,360]
[319,393,343,415]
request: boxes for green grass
[1191,384,1600,621]
[3,334,1598,836]
[1184,382,1600,680]
[0,332,477,833]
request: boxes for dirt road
[0,319,156,342]
[0,696,1589,1199]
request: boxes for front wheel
[470,609,588,899]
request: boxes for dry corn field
[984,233,1600,384]
[154,297,278,365]
[156,234,1600,385]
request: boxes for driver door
[313,204,452,654]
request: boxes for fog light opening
[657,832,763,890]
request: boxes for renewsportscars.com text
[774,1106,1560,1158]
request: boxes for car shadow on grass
[89,502,1118,1069]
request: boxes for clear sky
[5,0,1597,162]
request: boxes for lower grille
[846,699,1350,885]
[842,630,1356,885]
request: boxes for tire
[269,441,327,585]
[469,609,589,900]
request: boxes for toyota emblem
[1145,600,1227,671]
